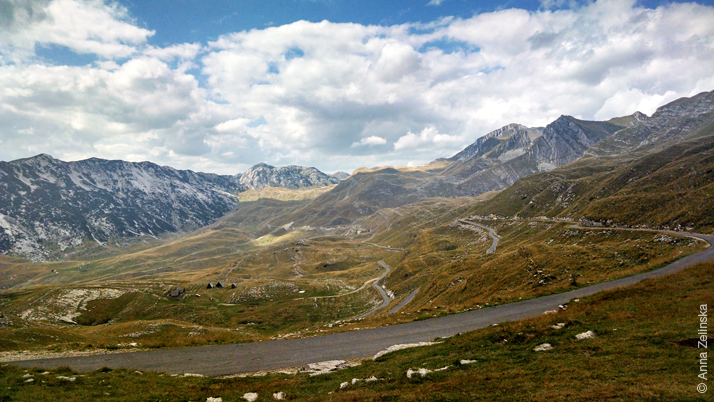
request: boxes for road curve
[354,261,392,319]
[13,233,714,376]
[388,288,420,314]
[458,220,499,254]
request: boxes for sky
[1,0,714,175]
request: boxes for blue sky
[122,0,545,44]
[1,0,714,174]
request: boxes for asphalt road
[354,261,392,319]
[388,288,420,314]
[458,220,500,253]
[13,232,714,376]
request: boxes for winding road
[12,231,714,377]
[458,220,500,254]
[354,261,392,320]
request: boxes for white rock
[206,398,222,402]
[575,330,596,340]
[56,376,76,381]
[534,343,553,352]
[407,368,431,378]
[301,360,359,376]
[273,392,285,400]
[365,376,379,382]
[406,366,449,378]
[351,378,361,385]
[134,371,143,375]
[183,373,204,377]
[22,373,32,378]
[24,378,34,383]
[243,392,258,401]
[543,310,557,315]
[340,382,349,389]
[372,342,441,360]
[459,359,477,365]
[552,323,566,329]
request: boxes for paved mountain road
[458,220,499,253]
[354,261,392,319]
[13,233,714,376]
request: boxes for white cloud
[1,0,714,175]
[351,135,387,147]
[143,43,202,61]
[0,0,154,61]
[427,0,447,6]
[394,127,461,150]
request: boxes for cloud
[351,135,387,147]
[427,0,447,6]
[0,0,153,61]
[143,43,202,61]
[394,126,461,150]
[1,0,714,175]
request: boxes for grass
[236,186,337,202]
[3,259,712,401]
[0,194,705,354]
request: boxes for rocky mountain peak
[449,123,543,162]
[239,163,340,190]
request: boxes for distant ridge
[0,156,344,260]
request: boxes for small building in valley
[207,283,214,289]
[169,287,185,298]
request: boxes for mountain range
[0,158,344,260]
[1,90,713,260]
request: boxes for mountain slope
[471,130,714,232]
[0,156,349,260]
[587,90,714,157]
[0,155,242,260]
[441,116,628,196]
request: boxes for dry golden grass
[236,185,337,202]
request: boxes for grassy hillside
[4,257,711,401]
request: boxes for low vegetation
[3,258,710,401]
